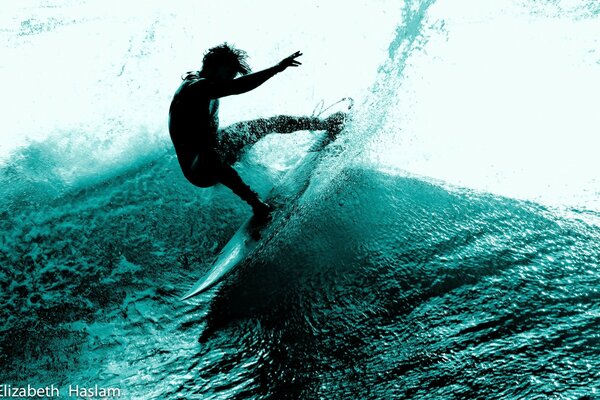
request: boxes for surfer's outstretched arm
[206,52,303,98]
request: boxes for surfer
[168,43,345,220]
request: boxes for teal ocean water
[1,1,599,399]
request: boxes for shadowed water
[1,151,598,398]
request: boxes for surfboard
[181,98,353,301]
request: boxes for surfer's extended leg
[219,113,347,164]
[215,162,271,218]
[219,116,327,163]
[229,115,325,138]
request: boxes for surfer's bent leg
[214,161,271,217]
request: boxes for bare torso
[168,78,221,175]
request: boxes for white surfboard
[181,98,352,301]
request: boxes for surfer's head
[200,43,251,81]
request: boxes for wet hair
[201,42,251,76]
[182,43,251,80]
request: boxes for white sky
[0,0,398,158]
[367,0,600,209]
[0,0,598,210]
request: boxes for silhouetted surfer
[169,43,344,220]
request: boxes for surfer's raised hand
[274,51,302,73]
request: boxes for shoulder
[182,77,207,90]
[182,77,223,97]
[172,78,207,102]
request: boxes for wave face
[1,0,599,399]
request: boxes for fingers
[290,52,302,67]
[278,51,303,71]
[287,51,302,60]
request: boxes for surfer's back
[168,78,220,169]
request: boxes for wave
[2,0,600,398]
